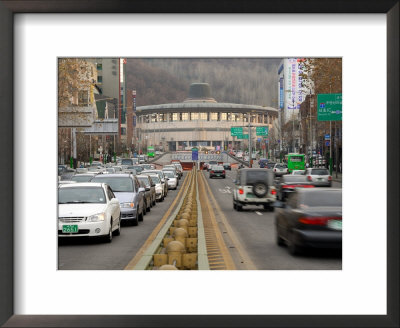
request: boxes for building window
[121,127,126,135]
[233,113,240,122]
[264,114,268,124]
[97,75,103,83]
[181,113,189,121]
[97,63,102,71]
[199,113,207,120]
[227,113,232,121]
[221,113,227,121]
[145,115,150,123]
[159,113,167,122]
[210,113,218,121]
[191,112,199,120]
[151,114,157,123]
[172,113,178,121]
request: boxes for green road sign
[256,126,269,136]
[317,93,342,121]
[236,134,249,139]
[231,127,243,136]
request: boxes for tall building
[88,58,127,147]
[277,58,305,124]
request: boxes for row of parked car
[57,161,184,243]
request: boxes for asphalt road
[58,173,187,270]
[202,168,342,270]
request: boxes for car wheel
[139,206,144,221]
[233,201,237,210]
[237,204,243,211]
[276,229,284,247]
[287,233,301,255]
[132,212,139,226]
[153,197,156,206]
[147,200,151,212]
[104,221,113,243]
[114,216,121,236]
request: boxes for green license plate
[327,220,342,231]
[62,225,79,233]
[246,193,254,198]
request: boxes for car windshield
[137,177,150,187]
[311,169,329,175]
[276,164,287,168]
[121,159,133,165]
[142,165,152,170]
[301,191,342,207]
[70,175,94,182]
[59,187,106,204]
[128,165,143,172]
[246,170,274,185]
[163,171,175,178]
[91,177,134,192]
[88,167,100,172]
[267,163,275,168]
[212,166,224,170]
[149,176,160,184]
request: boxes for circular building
[136,83,278,152]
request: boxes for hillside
[125,58,281,107]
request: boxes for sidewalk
[332,172,342,182]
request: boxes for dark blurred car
[136,175,156,208]
[121,158,134,166]
[209,165,225,179]
[222,163,231,170]
[259,158,269,168]
[266,162,276,169]
[276,175,315,201]
[275,188,342,255]
[138,179,152,213]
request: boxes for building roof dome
[183,83,217,103]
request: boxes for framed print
[1,1,398,327]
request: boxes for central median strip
[129,170,210,270]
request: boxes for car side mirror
[145,187,150,191]
[138,187,145,193]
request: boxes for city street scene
[58,58,342,270]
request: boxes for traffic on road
[58,151,342,270]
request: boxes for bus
[285,153,305,173]
[147,146,155,158]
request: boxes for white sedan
[163,170,178,190]
[58,183,121,242]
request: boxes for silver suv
[233,168,277,211]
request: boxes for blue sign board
[191,149,198,160]
[279,77,284,109]
[325,141,330,146]
[325,134,330,140]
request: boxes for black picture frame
[1,1,398,327]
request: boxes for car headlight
[121,202,134,208]
[87,213,105,222]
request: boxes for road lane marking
[200,172,257,270]
[124,173,190,270]
[255,211,263,216]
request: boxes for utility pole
[329,84,333,175]
[248,112,252,167]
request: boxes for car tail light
[210,170,214,174]
[239,189,244,194]
[298,216,342,225]
[274,169,276,172]
[270,189,276,195]
[307,175,312,181]
[223,170,225,174]
[328,176,332,181]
